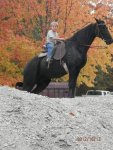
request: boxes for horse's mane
[66,23,95,42]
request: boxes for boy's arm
[48,31,65,41]
[53,37,65,41]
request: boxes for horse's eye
[100,25,107,30]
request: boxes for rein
[79,44,108,49]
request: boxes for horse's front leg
[68,68,80,98]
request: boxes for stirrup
[47,60,51,68]
[46,58,51,68]
[46,58,52,62]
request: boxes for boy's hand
[55,37,65,41]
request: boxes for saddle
[38,41,66,60]
[52,41,66,60]
[38,41,68,72]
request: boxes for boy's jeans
[46,42,54,59]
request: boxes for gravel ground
[0,86,113,150]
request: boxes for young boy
[46,21,64,61]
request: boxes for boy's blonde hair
[50,21,58,27]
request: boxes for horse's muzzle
[106,39,113,45]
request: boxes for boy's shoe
[46,58,49,61]
[46,58,51,62]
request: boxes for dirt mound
[0,86,113,150]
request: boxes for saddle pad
[38,52,47,58]
[53,41,66,60]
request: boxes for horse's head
[95,18,113,45]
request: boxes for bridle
[95,23,107,42]
[80,23,108,49]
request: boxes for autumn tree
[0,0,113,88]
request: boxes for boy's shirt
[46,30,58,44]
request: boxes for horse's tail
[30,56,41,93]
[15,56,42,92]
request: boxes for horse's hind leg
[23,83,35,92]
[32,79,51,94]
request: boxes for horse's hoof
[15,82,23,90]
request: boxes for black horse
[16,19,113,98]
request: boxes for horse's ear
[95,18,99,23]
